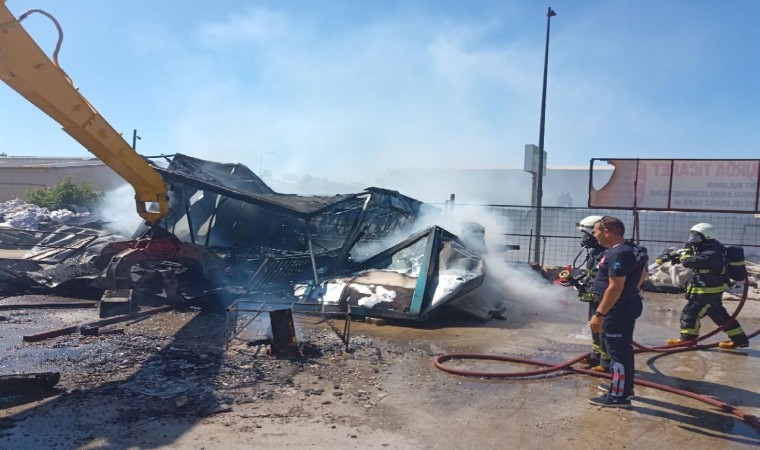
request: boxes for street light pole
[132,129,141,150]
[533,6,556,266]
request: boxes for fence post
[527,228,533,264]
[447,194,456,219]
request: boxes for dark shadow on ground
[632,396,760,444]
[0,295,230,448]
[641,348,760,408]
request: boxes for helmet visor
[687,231,704,245]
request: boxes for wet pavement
[374,288,760,448]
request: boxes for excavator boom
[0,2,168,223]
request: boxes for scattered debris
[22,305,175,342]
[0,301,96,310]
[0,372,60,396]
[364,317,386,326]
[0,198,85,231]
[99,289,133,318]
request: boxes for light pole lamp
[533,6,556,266]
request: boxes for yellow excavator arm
[0,2,169,224]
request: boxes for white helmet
[690,223,716,241]
[577,215,604,234]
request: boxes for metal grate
[244,255,316,291]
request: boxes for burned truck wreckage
[1,154,493,322]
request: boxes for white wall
[0,158,125,201]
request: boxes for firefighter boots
[717,340,749,349]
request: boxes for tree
[25,177,103,211]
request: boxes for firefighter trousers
[587,300,610,367]
[603,307,639,398]
[679,293,749,346]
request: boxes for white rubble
[0,198,86,230]
[649,259,760,301]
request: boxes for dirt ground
[1,276,760,449]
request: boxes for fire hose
[432,280,760,431]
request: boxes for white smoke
[484,256,567,310]
[92,184,144,238]
[446,203,568,311]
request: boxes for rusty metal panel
[268,309,298,355]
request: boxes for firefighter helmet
[690,223,716,240]
[577,215,604,248]
[689,222,716,244]
[577,215,604,234]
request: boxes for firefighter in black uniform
[665,223,749,349]
[575,215,610,372]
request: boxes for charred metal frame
[224,300,352,351]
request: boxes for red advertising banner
[588,159,760,213]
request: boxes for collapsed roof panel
[151,154,438,257]
[153,154,361,219]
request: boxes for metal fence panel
[442,204,760,267]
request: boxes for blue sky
[1,0,758,185]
